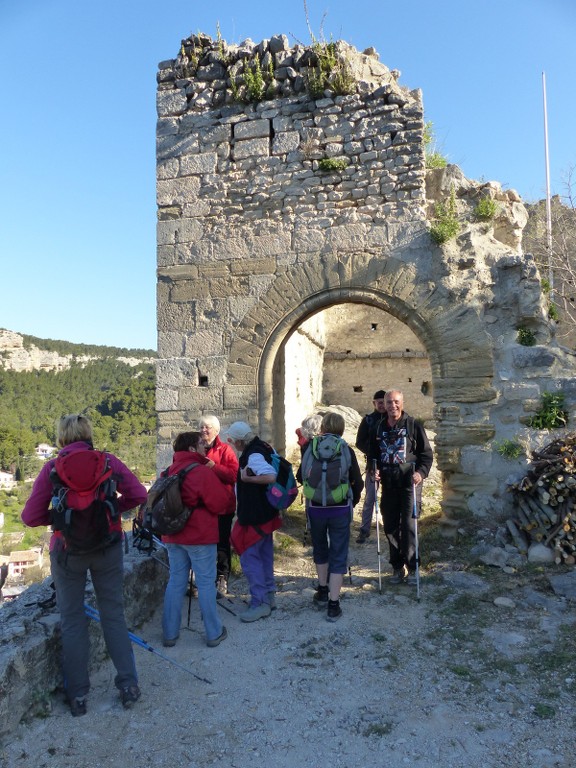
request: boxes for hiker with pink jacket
[22,414,147,717]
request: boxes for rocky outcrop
[0,330,153,372]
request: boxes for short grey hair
[300,414,323,440]
[199,414,221,433]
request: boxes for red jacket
[21,441,147,551]
[162,450,231,546]
[205,435,238,516]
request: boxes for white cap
[225,421,252,441]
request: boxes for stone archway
[155,34,576,519]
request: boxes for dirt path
[2,508,575,768]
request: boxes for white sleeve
[247,452,276,476]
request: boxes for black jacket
[355,410,385,457]
[368,413,433,480]
[236,437,279,526]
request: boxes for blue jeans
[163,543,222,643]
[50,541,137,701]
[239,534,275,607]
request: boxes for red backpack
[50,448,120,553]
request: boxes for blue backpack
[266,452,298,511]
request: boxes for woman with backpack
[301,411,363,621]
[161,431,231,649]
[21,414,147,717]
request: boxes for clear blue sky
[1,0,574,350]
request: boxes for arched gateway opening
[156,34,576,520]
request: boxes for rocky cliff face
[0,330,152,372]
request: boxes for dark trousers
[50,541,137,701]
[217,514,234,581]
[380,483,422,571]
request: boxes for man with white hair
[226,422,281,622]
[368,390,433,585]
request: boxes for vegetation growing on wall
[528,392,568,430]
[423,121,447,169]
[430,188,460,244]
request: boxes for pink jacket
[21,441,147,551]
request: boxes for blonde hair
[57,414,93,448]
[321,411,345,437]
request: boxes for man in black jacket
[368,390,433,585]
[355,390,386,544]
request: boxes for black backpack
[139,463,198,536]
[49,448,120,553]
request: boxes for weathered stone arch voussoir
[227,253,497,437]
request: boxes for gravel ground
[2,499,576,768]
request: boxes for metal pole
[84,604,212,684]
[374,460,382,594]
[412,479,421,602]
[542,71,554,302]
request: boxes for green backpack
[301,434,352,507]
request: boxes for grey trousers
[50,541,137,701]
[359,472,377,535]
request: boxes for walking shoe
[268,591,277,611]
[240,603,272,622]
[313,584,329,609]
[216,576,228,599]
[390,566,408,584]
[406,571,418,586]
[186,584,198,598]
[120,685,141,709]
[69,696,87,717]
[326,599,342,622]
[355,532,370,544]
[206,626,228,647]
[162,635,179,647]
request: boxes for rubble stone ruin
[155,33,576,519]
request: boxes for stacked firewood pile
[508,433,576,564]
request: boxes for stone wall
[155,33,576,518]
[0,547,167,741]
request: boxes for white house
[0,471,16,490]
[35,444,56,460]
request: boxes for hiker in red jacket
[161,431,230,649]
[198,414,239,597]
[21,414,147,717]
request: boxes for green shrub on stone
[474,197,498,221]
[517,326,537,346]
[529,392,568,430]
[318,157,348,172]
[430,189,460,244]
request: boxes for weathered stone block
[234,119,271,139]
[233,137,270,160]
[223,385,257,409]
[180,152,218,175]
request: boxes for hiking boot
[240,603,272,623]
[268,591,277,611]
[186,584,198,599]
[162,635,178,647]
[206,626,228,647]
[390,566,407,584]
[406,571,418,586]
[120,685,141,709]
[216,576,228,599]
[313,584,329,609]
[69,696,87,717]
[326,599,342,622]
[356,532,370,544]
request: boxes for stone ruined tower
[155,33,576,518]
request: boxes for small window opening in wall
[199,375,209,387]
[371,323,378,331]
[406,348,411,352]
[346,350,351,354]
[421,381,431,395]
[353,386,363,393]
[408,377,412,383]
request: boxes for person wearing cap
[226,422,281,622]
[355,390,387,544]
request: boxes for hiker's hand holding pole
[413,470,423,486]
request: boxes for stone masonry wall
[156,33,576,519]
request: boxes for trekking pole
[83,604,212,684]
[373,460,382,594]
[187,569,193,628]
[412,468,421,602]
